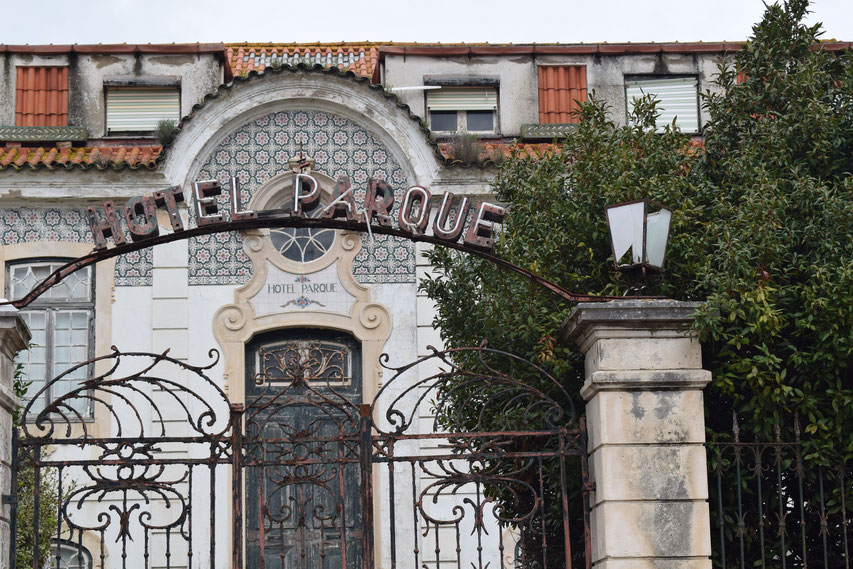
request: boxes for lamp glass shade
[644,208,672,268]
[606,202,645,265]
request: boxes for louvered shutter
[426,87,497,111]
[625,77,699,132]
[106,88,180,132]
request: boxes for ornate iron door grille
[244,330,364,569]
[10,343,590,569]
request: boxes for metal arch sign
[3,169,624,308]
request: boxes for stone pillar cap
[561,299,706,347]
[0,301,31,358]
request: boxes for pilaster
[0,303,30,569]
[561,299,712,569]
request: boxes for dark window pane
[430,111,457,131]
[467,110,494,131]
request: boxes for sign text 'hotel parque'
[85,170,506,253]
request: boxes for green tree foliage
[698,0,853,459]
[423,94,706,410]
[423,0,852,559]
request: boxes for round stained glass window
[270,225,336,263]
[269,192,336,262]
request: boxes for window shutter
[106,88,180,132]
[15,66,69,127]
[625,77,699,132]
[537,66,587,124]
[426,87,497,111]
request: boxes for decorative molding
[0,241,117,440]
[212,172,392,404]
[0,126,88,142]
[521,123,578,138]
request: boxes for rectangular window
[105,87,180,133]
[15,66,69,127]
[426,87,497,133]
[625,76,700,133]
[8,261,94,418]
[537,65,587,124]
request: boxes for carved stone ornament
[213,163,392,404]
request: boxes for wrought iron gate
[10,343,589,569]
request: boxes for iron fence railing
[707,413,851,569]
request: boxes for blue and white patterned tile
[191,109,416,286]
[0,208,152,287]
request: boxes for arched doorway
[244,328,364,569]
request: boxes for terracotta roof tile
[538,66,587,124]
[226,43,383,79]
[16,66,69,127]
[0,145,161,170]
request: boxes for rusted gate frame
[9,344,591,569]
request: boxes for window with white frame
[625,76,700,133]
[51,541,93,569]
[105,87,180,134]
[426,87,498,133]
[7,261,94,418]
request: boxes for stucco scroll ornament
[358,303,390,330]
[220,304,249,332]
[212,161,392,403]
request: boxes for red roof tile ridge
[1,148,16,166]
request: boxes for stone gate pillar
[0,303,29,569]
[561,299,711,569]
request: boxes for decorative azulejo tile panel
[0,208,153,287]
[192,109,416,285]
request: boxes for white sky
[1,0,851,45]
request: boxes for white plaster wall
[384,55,540,137]
[71,53,222,136]
[0,168,169,201]
[385,52,729,136]
[0,53,220,134]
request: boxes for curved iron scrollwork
[243,335,365,569]
[369,343,587,569]
[21,346,231,441]
[13,342,589,569]
[15,348,234,569]
[373,342,576,436]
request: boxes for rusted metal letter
[321,176,364,222]
[124,195,160,242]
[229,177,257,221]
[152,185,185,231]
[463,201,505,251]
[193,180,224,226]
[293,173,321,215]
[432,191,470,242]
[397,185,431,237]
[365,178,394,227]
[87,201,127,250]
